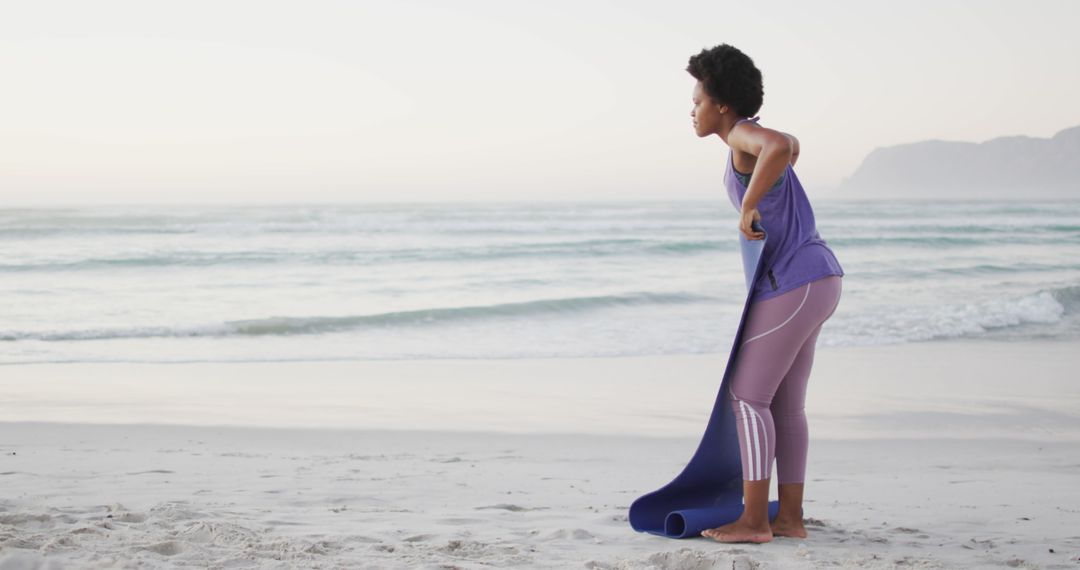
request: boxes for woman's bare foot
[700,518,773,543]
[769,516,807,538]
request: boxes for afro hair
[686,44,764,118]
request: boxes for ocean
[1,200,1078,364]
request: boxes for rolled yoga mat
[629,220,787,539]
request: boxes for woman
[688,44,845,543]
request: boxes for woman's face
[690,81,724,137]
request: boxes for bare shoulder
[780,131,800,154]
[778,131,800,166]
[730,123,801,170]
[728,121,794,158]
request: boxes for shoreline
[0,338,1076,441]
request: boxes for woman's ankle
[772,512,805,524]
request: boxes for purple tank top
[724,115,844,301]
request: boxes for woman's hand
[739,207,764,240]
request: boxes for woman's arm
[729,123,794,213]
[782,132,800,166]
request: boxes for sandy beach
[2,339,1079,568]
[3,0,1078,564]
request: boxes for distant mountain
[836,125,1080,199]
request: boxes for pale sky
[2,0,1078,205]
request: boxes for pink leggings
[729,275,842,484]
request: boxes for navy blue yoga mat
[629,220,784,539]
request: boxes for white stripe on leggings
[732,388,771,480]
[741,281,812,347]
[735,399,757,479]
[749,406,768,480]
[748,403,765,479]
[733,393,769,480]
